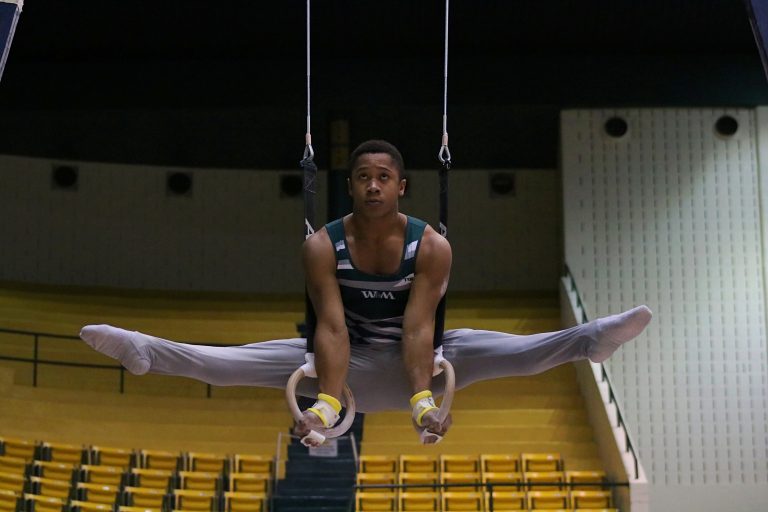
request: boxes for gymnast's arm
[302,229,350,401]
[402,226,452,394]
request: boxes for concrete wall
[0,155,561,293]
[562,107,768,511]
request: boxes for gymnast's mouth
[365,199,383,205]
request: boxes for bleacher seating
[355,452,617,511]
[0,435,278,512]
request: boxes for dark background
[1,0,766,170]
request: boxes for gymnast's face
[348,153,406,215]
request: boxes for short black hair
[349,139,405,179]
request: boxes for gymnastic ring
[435,358,455,423]
[285,366,356,444]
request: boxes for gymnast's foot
[79,324,152,375]
[589,305,653,363]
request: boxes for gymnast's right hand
[292,410,327,447]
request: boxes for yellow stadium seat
[0,471,24,495]
[480,453,521,474]
[359,455,398,474]
[123,486,167,509]
[521,453,562,472]
[486,490,526,510]
[573,509,617,512]
[0,455,25,476]
[229,472,271,494]
[70,500,114,511]
[399,455,438,474]
[524,471,565,491]
[355,491,397,511]
[178,471,220,492]
[23,493,64,512]
[187,452,227,473]
[80,464,124,487]
[0,437,36,462]
[42,441,83,465]
[140,449,181,471]
[232,454,272,474]
[33,460,75,482]
[356,472,396,493]
[224,491,266,512]
[90,446,134,469]
[75,482,119,506]
[0,488,18,512]
[570,490,612,509]
[527,490,570,509]
[399,491,440,511]
[440,455,480,474]
[131,468,174,490]
[398,472,439,493]
[173,488,217,511]
[441,491,483,511]
[440,472,482,493]
[29,475,71,500]
[565,470,607,490]
[481,471,524,492]
[118,507,162,512]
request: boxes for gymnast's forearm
[312,326,350,399]
[401,324,435,394]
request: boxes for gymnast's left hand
[414,410,452,444]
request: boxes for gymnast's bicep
[302,230,348,337]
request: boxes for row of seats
[355,453,617,511]
[0,436,274,511]
[356,489,617,511]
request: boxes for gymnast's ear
[399,176,406,197]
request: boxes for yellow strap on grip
[410,390,439,427]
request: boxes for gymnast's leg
[440,305,652,390]
[79,325,307,390]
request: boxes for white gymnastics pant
[123,323,601,413]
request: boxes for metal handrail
[563,264,642,480]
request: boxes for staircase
[272,404,362,512]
